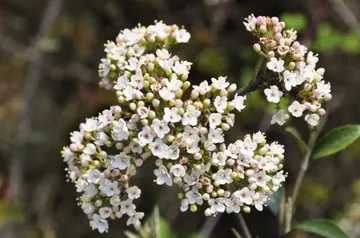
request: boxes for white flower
[70,131,83,144]
[110,196,121,206]
[193,81,211,95]
[126,212,144,228]
[271,110,290,126]
[126,57,140,71]
[172,61,188,75]
[211,76,229,90]
[152,119,170,138]
[305,113,320,126]
[208,128,224,144]
[99,179,120,197]
[180,199,189,212]
[233,187,254,205]
[288,101,306,117]
[270,142,284,155]
[243,14,257,31]
[82,202,95,214]
[208,113,222,129]
[122,28,143,45]
[84,184,98,198]
[182,105,201,126]
[91,214,109,233]
[138,126,155,146]
[306,51,319,67]
[99,58,111,77]
[123,86,143,101]
[233,94,246,112]
[111,152,131,170]
[137,106,150,119]
[175,29,191,43]
[170,164,186,177]
[315,81,331,98]
[253,171,271,187]
[149,138,168,159]
[83,143,96,155]
[264,86,283,103]
[283,70,297,91]
[158,58,173,70]
[120,199,136,216]
[154,165,173,186]
[214,96,228,113]
[159,87,175,101]
[186,187,203,205]
[239,137,257,157]
[225,196,242,213]
[156,48,171,59]
[166,78,183,91]
[252,132,266,144]
[112,119,129,141]
[165,144,180,160]
[98,109,114,129]
[83,118,98,132]
[127,186,141,200]
[99,207,112,219]
[275,171,286,183]
[254,193,268,211]
[163,107,182,123]
[130,69,144,89]
[87,169,104,184]
[267,57,285,72]
[212,169,233,185]
[208,198,226,214]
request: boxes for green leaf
[313,124,360,159]
[151,206,161,238]
[124,231,139,238]
[267,186,284,215]
[159,218,177,238]
[296,219,348,238]
[285,127,309,152]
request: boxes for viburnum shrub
[62,15,332,234]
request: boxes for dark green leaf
[313,124,360,159]
[285,127,309,152]
[280,13,308,32]
[296,219,348,238]
[267,186,284,215]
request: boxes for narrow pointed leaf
[231,228,242,238]
[313,124,360,159]
[296,219,348,238]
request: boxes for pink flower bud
[318,108,326,116]
[253,43,261,52]
[259,24,267,33]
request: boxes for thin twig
[236,213,252,238]
[234,56,265,96]
[329,0,360,38]
[291,116,327,206]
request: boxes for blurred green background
[1,0,360,237]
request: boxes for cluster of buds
[62,19,287,233]
[244,14,332,126]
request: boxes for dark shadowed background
[1,0,360,237]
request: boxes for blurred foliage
[313,23,360,54]
[196,48,228,76]
[280,13,308,33]
[298,179,330,204]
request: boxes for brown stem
[234,56,265,96]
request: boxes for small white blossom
[267,57,285,72]
[214,96,228,113]
[288,101,306,117]
[182,105,201,126]
[127,186,141,200]
[271,110,289,126]
[208,113,222,129]
[91,214,109,233]
[233,94,246,112]
[170,164,186,177]
[264,86,283,103]
[163,107,182,123]
[233,187,254,205]
[154,165,173,186]
[211,76,229,90]
[305,113,320,126]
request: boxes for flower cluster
[244,14,332,126]
[62,19,286,233]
